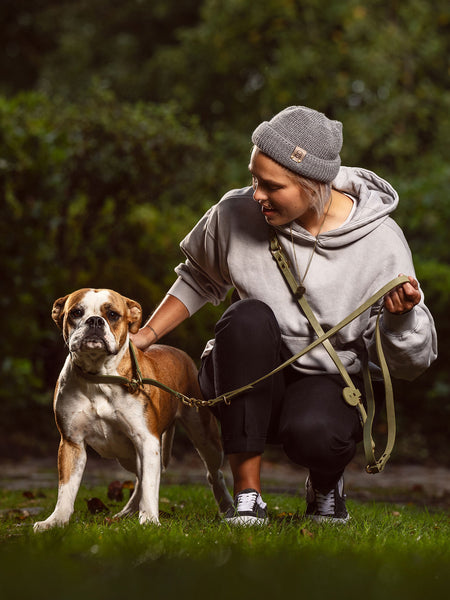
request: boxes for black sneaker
[305,476,350,524]
[224,488,268,526]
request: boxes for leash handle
[362,308,397,473]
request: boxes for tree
[0,90,223,453]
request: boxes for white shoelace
[235,490,267,512]
[315,489,336,516]
[235,491,258,512]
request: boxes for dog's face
[52,289,142,359]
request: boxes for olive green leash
[74,237,408,474]
[269,230,408,474]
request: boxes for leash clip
[127,377,143,394]
[181,396,203,412]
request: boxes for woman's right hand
[130,325,158,351]
[129,294,190,351]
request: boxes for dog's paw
[113,508,137,519]
[33,516,69,532]
[33,519,56,533]
[138,511,160,526]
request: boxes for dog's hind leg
[114,477,141,518]
[179,406,233,514]
[161,423,175,472]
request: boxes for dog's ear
[52,294,70,329]
[52,295,70,329]
[126,299,142,333]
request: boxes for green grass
[1,483,449,600]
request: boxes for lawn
[0,481,448,600]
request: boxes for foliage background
[1,0,449,463]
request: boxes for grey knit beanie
[251,106,343,183]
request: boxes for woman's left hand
[384,274,421,315]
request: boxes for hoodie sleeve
[375,300,438,380]
[363,222,438,380]
[167,204,232,315]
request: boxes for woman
[131,106,437,525]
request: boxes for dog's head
[52,289,142,364]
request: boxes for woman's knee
[279,412,357,469]
[280,416,328,461]
[215,299,280,348]
[278,375,361,467]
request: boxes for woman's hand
[129,294,190,351]
[384,274,421,315]
[130,326,158,351]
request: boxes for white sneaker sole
[224,515,268,527]
[307,514,350,524]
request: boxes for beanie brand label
[290,146,307,163]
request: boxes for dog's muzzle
[79,316,108,350]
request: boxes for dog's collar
[73,341,197,403]
[72,341,143,393]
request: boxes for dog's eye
[107,310,120,322]
[69,308,84,319]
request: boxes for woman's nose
[252,183,267,203]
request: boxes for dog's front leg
[135,433,161,526]
[34,438,87,532]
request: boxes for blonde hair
[251,145,331,217]
[284,169,332,217]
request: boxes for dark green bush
[0,90,224,455]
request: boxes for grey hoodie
[168,166,437,381]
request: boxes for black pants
[198,299,363,492]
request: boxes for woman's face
[249,148,313,226]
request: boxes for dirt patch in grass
[1,447,449,510]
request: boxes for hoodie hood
[277,166,399,248]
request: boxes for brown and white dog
[33,288,232,531]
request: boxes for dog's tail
[161,423,175,472]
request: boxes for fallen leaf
[300,528,314,538]
[107,480,124,502]
[22,491,35,499]
[86,497,109,514]
[4,508,31,521]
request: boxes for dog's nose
[86,316,105,329]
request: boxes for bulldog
[34,288,233,531]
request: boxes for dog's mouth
[80,335,108,351]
